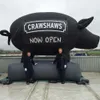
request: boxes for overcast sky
[0,0,100,50]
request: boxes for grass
[86,50,100,56]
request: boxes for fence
[0,56,100,72]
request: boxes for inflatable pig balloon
[0,12,99,83]
[0,12,99,58]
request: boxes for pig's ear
[77,17,94,29]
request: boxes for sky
[0,0,100,50]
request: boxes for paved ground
[0,72,100,100]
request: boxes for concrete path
[0,72,100,100]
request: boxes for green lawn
[86,50,100,56]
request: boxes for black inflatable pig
[0,12,99,83]
[0,12,99,59]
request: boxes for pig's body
[0,12,99,56]
[10,12,78,55]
